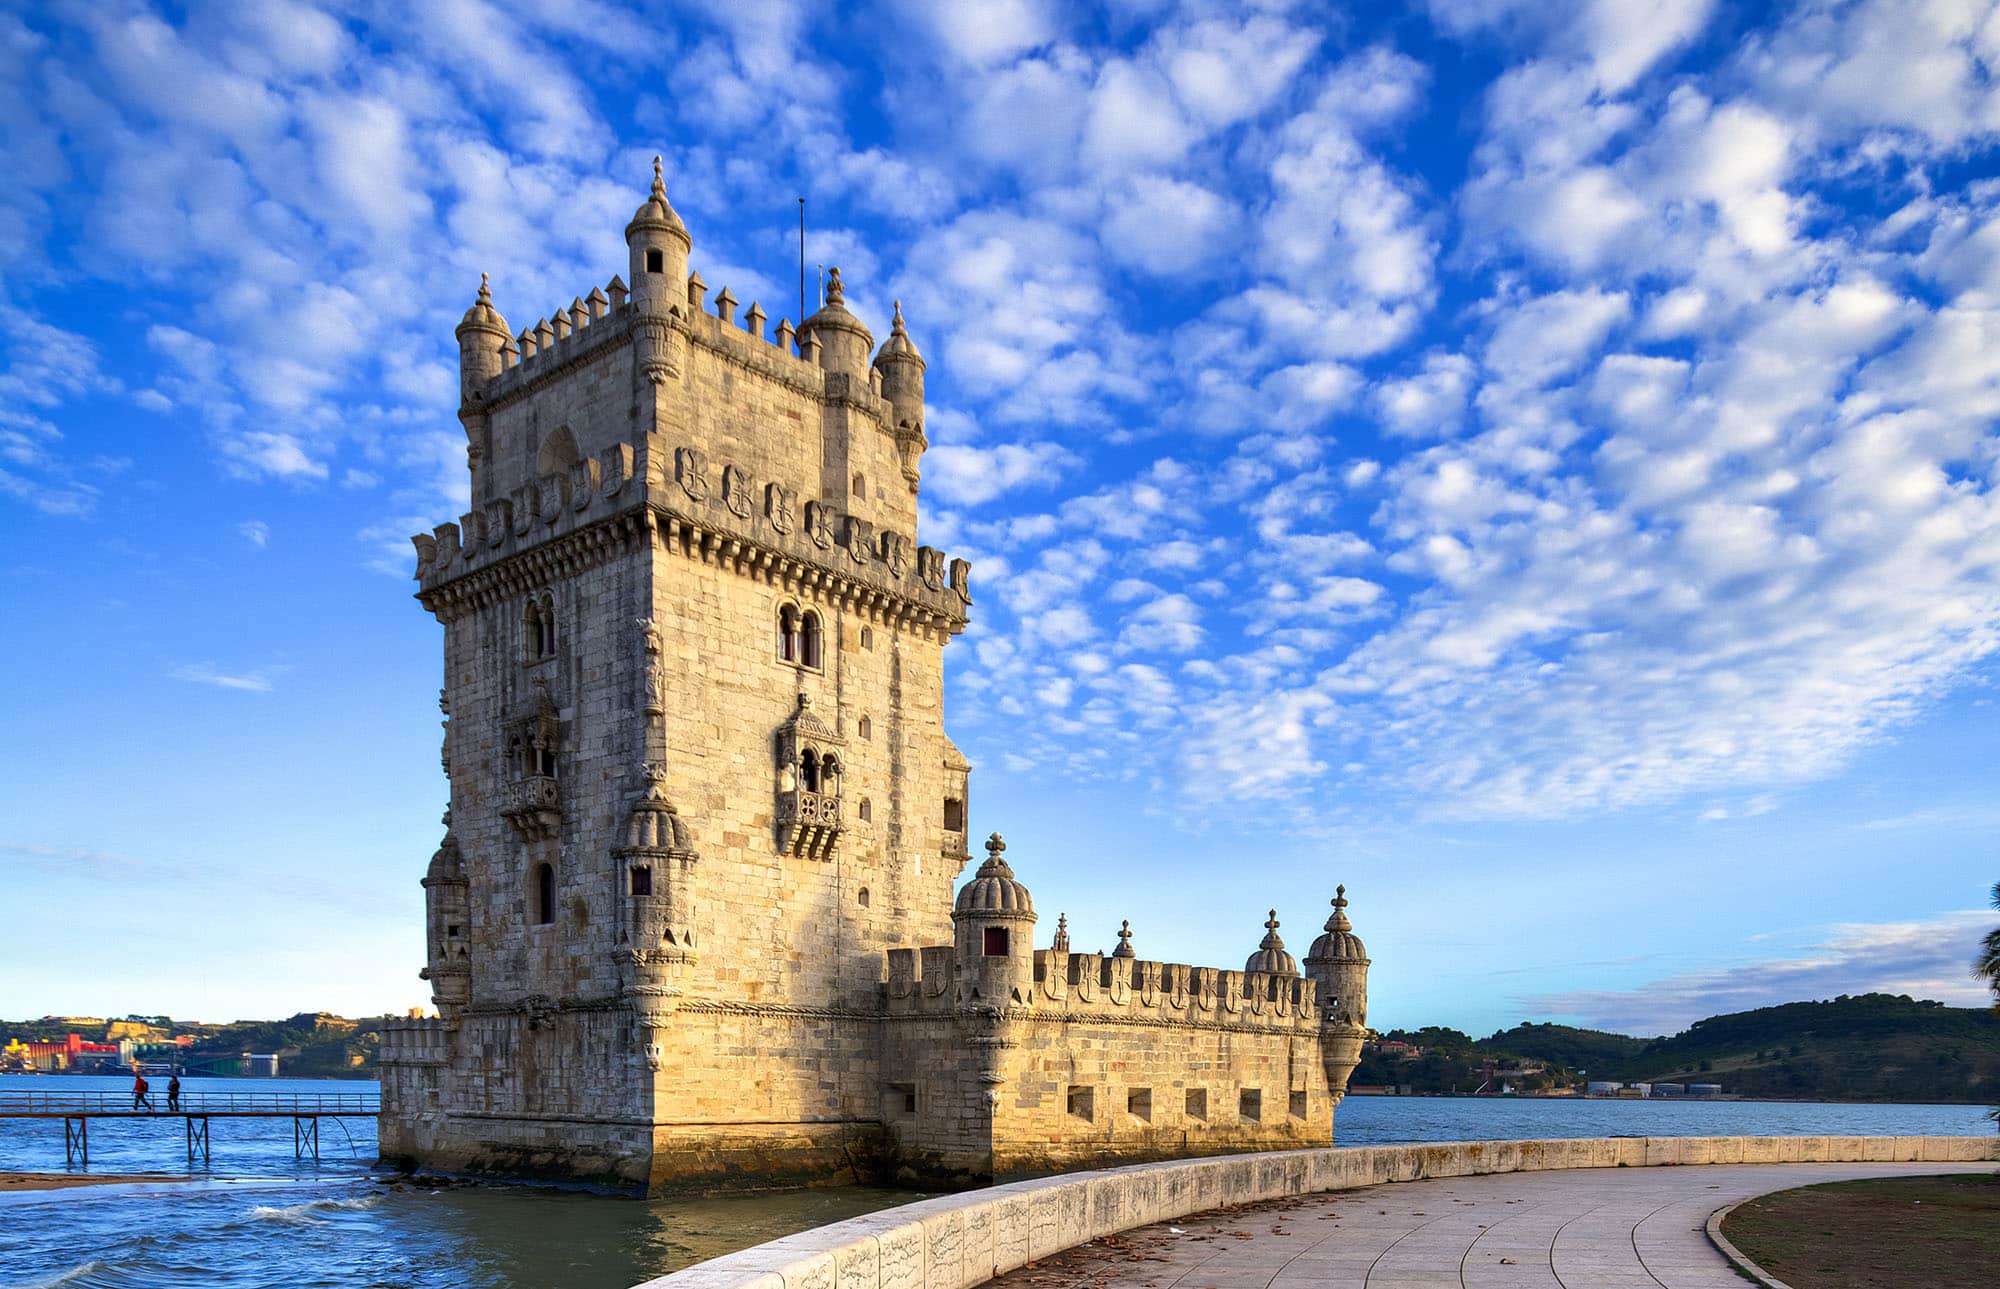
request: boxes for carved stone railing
[778,788,841,859]
[500,774,562,839]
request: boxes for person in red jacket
[131,1069,154,1112]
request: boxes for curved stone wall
[630,1134,2000,1289]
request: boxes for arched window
[801,749,820,793]
[778,605,801,663]
[852,473,866,499]
[857,886,870,908]
[859,798,872,822]
[800,611,823,670]
[820,753,841,798]
[525,595,556,661]
[533,862,556,925]
[858,715,871,741]
[861,627,874,650]
[536,426,580,477]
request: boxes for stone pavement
[981,1161,1998,1288]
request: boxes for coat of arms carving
[675,446,707,502]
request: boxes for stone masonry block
[875,1225,923,1289]
[1026,1190,1061,1261]
[916,1209,963,1289]
[991,1196,1031,1274]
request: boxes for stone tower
[379,159,974,1191]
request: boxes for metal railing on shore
[0,1088,380,1116]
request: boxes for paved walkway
[983,1161,1998,1288]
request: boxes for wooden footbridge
[0,1089,380,1165]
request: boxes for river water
[1,1074,1990,1288]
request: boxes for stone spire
[1052,913,1069,953]
[1113,919,1134,958]
[798,264,874,377]
[1305,885,1368,966]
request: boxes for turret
[625,156,692,316]
[797,267,875,379]
[419,811,471,1027]
[872,301,929,492]
[1304,885,1370,1111]
[1244,910,1300,977]
[455,273,511,403]
[951,833,1036,1005]
[1302,886,1368,1027]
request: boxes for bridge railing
[0,1089,381,1115]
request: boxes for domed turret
[952,833,1036,1004]
[1305,886,1367,965]
[798,266,874,378]
[419,809,471,1023]
[953,832,1034,919]
[1304,886,1369,1029]
[625,156,692,315]
[872,300,929,491]
[455,273,511,402]
[1245,910,1299,976]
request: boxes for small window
[536,746,557,778]
[778,605,801,663]
[1239,1089,1262,1123]
[1128,1088,1152,1122]
[982,926,1010,956]
[858,715,871,740]
[533,863,556,925]
[944,797,965,833]
[801,611,823,670]
[1185,1088,1207,1122]
[861,627,874,650]
[859,798,872,822]
[819,753,840,797]
[852,473,866,499]
[1067,1086,1094,1122]
[857,886,870,908]
[445,924,460,938]
[885,1082,916,1115]
[801,748,819,792]
[1290,1090,1309,1120]
[630,867,651,897]
[646,248,664,273]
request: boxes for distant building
[1651,1082,1686,1097]
[1690,1083,1722,1097]
[1585,1081,1622,1095]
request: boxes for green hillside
[1489,995,2000,1102]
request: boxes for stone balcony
[778,788,841,859]
[500,774,562,839]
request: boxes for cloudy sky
[2,0,1997,1037]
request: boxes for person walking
[131,1069,154,1112]
[167,1072,182,1112]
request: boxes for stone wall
[630,1135,2000,1289]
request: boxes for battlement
[886,945,1327,1032]
[378,1017,447,1066]
[409,430,972,632]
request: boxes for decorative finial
[477,272,491,304]
[1114,919,1135,958]
[985,832,1005,858]
[1266,909,1280,932]
[891,299,906,334]
[826,266,844,305]
[651,154,665,199]
[1326,885,1352,932]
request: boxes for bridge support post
[187,1115,210,1166]
[64,1116,87,1165]
[294,1115,318,1162]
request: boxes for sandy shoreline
[1,1172,190,1192]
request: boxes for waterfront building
[376,161,1369,1191]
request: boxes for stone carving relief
[765,482,797,534]
[843,515,874,566]
[722,464,753,518]
[675,446,708,502]
[881,531,910,579]
[802,500,833,550]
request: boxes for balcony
[778,788,841,860]
[500,774,561,840]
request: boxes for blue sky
[2,0,1998,1037]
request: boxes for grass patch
[1721,1173,2000,1288]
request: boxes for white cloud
[1525,911,1995,1034]
[172,663,277,693]
[925,441,1081,507]
[238,520,270,548]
